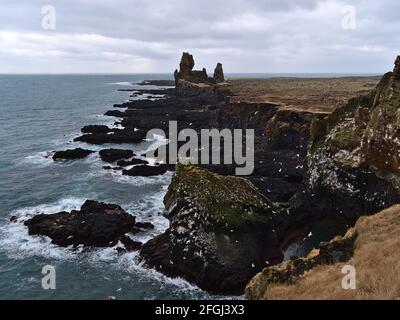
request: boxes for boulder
[116,158,149,167]
[53,148,94,161]
[24,200,151,250]
[99,149,134,163]
[81,125,111,134]
[122,164,174,177]
[140,164,283,293]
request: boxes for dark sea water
[0,74,359,300]
[0,74,229,300]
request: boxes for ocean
[0,74,361,300]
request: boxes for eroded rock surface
[24,200,153,250]
[140,164,283,293]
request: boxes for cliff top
[229,76,381,114]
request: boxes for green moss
[165,164,275,229]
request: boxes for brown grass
[263,205,400,300]
[229,77,381,114]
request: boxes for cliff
[246,204,400,300]
[140,164,284,293]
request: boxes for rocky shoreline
[18,52,400,297]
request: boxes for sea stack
[395,56,400,78]
[174,52,229,102]
[214,63,225,83]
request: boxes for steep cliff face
[246,204,400,300]
[303,57,400,221]
[140,164,284,293]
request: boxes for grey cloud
[0,0,398,73]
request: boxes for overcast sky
[0,0,399,74]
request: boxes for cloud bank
[0,0,399,73]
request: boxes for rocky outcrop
[122,164,175,177]
[99,149,134,163]
[53,148,94,161]
[301,57,400,221]
[246,204,400,300]
[174,52,230,102]
[140,164,283,293]
[214,63,225,83]
[24,200,153,250]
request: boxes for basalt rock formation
[174,52,229,102]
[99,149,135,163]
[140,164,283,293]
[298,56,400,222]
[24,200,153,250]
[246,204,400,300]
[245,56,400,299]
[53,148,94,161]
[214,63,225,83]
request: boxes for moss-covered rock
[140,164,283,293]
[305,57,400,221]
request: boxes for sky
[0,0,399,74]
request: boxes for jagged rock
[122,164,174,177]
[245,223,356,300]
[246,204,400,300]
[74,130,146,144]
[302,57,400,221]
[214,63,225,83]
[81,125,111,134]
[53,148,94,161]
[174,52,229,102]
[394,55,400,78]
[140,164,283,293]
[116,158,149,167]
[24,200,150,250]
[99,149,134,163]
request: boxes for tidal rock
[99,149,134,163]
[24,200,149,250]
[140,164,283,293]
[81,125,111,134]
[116,158,149,167]
[74,131,145,144]
[122,164,174,177]
[53,148,94,161]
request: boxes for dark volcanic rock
[301,58,400,222]
[122,164,174,177]
[138,80,175,87]
[395,55,400,78]
[81,125,112,134]
[116,158,149,167]
[74,130,146,144]
[213,63,225,83]
[140,164,283,293]
[53,148,94,161]
[99,149,134,163]
[24,200,149,250]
